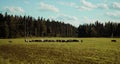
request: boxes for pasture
[0,38,120,64]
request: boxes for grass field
[0,38,120,64]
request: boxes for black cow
[111,40,117,42]
[8,41,12,43]
[81,40,83,43]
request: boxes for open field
[0,38,120,64]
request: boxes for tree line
[0,13,120,38]
[78,21,120,37]
[0,13,77,38]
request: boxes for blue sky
[0,0,120,27]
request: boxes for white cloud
[3,6,24,13]
[112,2,120,10]
[81,0,96,8]
[56,14,78,21]
[106,11,120,19]
[59,2,78,8]
[78,6,93,10]
[97,3,109,9]
[39,2,59,12]
[79,0,96,10]
[78,0,110,10]
[106,11,120,17]
[59,0,109,11]
[83,17,97,23]
[50,14,80,27]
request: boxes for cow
[81,40,83,43]
[111,40,117,42]
[8,41,12,43]
[25,39,28,42]
[73,40,79,42]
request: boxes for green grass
[0,38,120,64]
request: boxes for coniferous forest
[0,13,120,38]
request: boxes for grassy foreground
[0,38,120,64]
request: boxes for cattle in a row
[25,39,80,43]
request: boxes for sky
[0,0,120,27]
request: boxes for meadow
[0,38,120,64]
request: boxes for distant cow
[25,39,28,42]
[81,40,83,43]
[111,40,117,42]
[73,40,79,42]
[8,41,12,43]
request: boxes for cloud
[83,17,97,23]
[78,6,93,10]
[97,3,109,9]
[106,11,120,19]
[59,0,109,11]
[39,2,59,12]
[79,0,96,10]
[112,2,120,10]
[59,2,78,8]
[50,14,80,27]
[3,6,24,13]
[106,11,120,17]
[81,0,96,8]
[56,15,78,21]
[78,0,110,10]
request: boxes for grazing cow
[61,40,65,42]
[41,39,44,42]
[36,40,40,42]
[73,40,79,42]
[8,41,12,43]
[25,39,28,42]
[29,40,31,42]
[51,40,55,42]
[81,40,83,43]
[39,40,42,42]
[43,40,48,42]
[66,40,72,42]
[111,40,117,42]
[56,40,62,42]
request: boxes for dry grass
[0,38,120,64]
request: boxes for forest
[0,12,120,38]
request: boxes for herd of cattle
[8,39,117,43]
[25,39,117,43]
[25,39,82,43]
